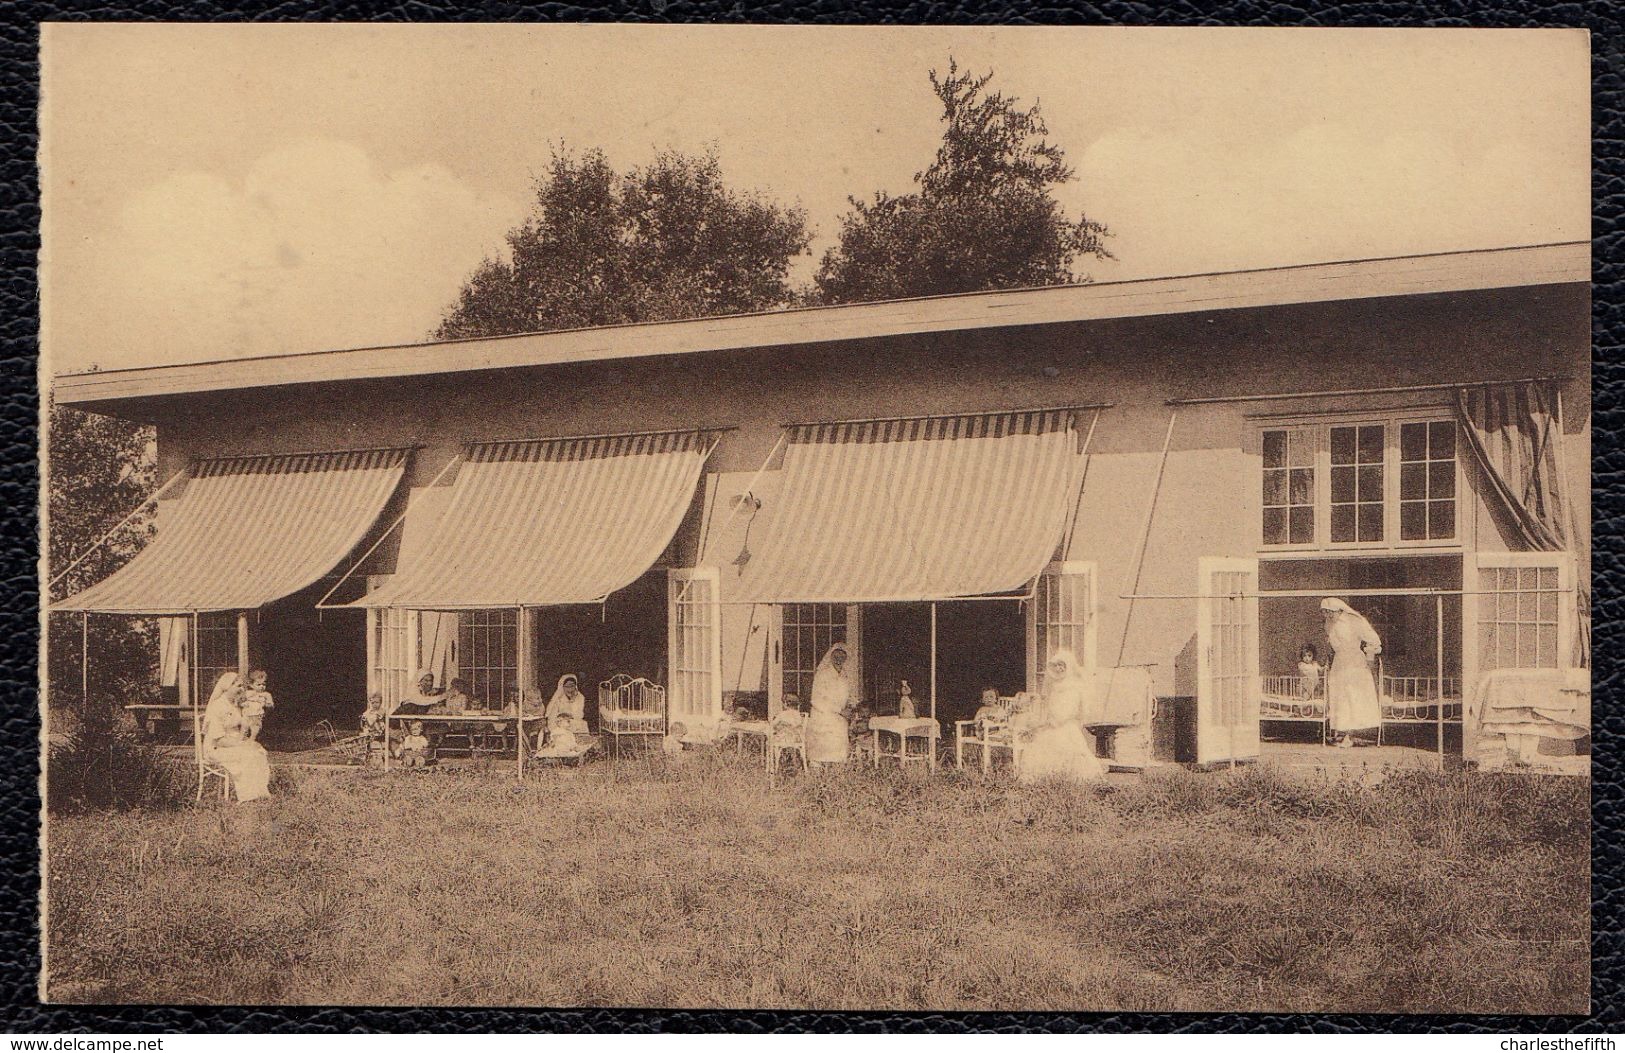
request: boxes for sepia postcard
[38,24,1591,1015]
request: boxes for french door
[668,568,724,732]
[1026,561,1099,694]
[1197,557,1261,766]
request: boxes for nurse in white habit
[1320,597,1384,748]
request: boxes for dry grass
[43,750,1589,1012]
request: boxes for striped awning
[55,448,409,614]
[355,431,717,610]
[733,411,1089,603]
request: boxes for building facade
[55,243,1590,765]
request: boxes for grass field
[44,751,1589,1012]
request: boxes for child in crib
[1297,644,1324,700]
[240,670,274,741]
[398,720,432,768]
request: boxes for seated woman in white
[1014,649,1104,782]
[547,674,590,735]
[201,672,272,802]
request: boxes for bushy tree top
[815,61,1111,305]
[436,148,812,340]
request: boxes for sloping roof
[352,431,716,609]
[54,448,409,613]
[731,410,1087,603]
[53,242,1588,407]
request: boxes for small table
[385,711,547,775]
[729,720,771,759]
[869,716,941,772]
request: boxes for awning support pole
[317,453,463,610]
[191,612,203,787]
[1060,409,1102,562]
[930,602,938,723]
[47,465,189,594]
[517,605,526,780]
[1114,410,1178,668]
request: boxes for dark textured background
[2,1,1618,1033]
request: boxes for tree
[46,402,160,713]
[436,147,812,340]
[815,61,1112,305]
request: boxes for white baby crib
[598,674,667,752]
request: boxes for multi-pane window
[1262,429,1315,545]
[457,608,518,708]
[1400,421,1457,541]
[782,603,847,704]
[195,611,239,699]
[1330,424,1386,543]
[1259,417,1458,550]
[1478,565,1562,671]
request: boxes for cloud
[1073,119,1586,282]
[49,139,525,371]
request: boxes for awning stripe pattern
[355,431,717,610]
[55,448,410,614]
[733,410,1088,603]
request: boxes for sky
[40,24,1589,375]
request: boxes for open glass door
[769,603,861,714]
[669,568,724,735]
[1026,561,1098,693]
[1197,556,1261,767]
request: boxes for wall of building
[142,283,1590,702]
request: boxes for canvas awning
[732,410,1090,604]
[354,430,717,610]
[55,448,410,614]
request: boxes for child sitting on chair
[1297,644,1324,701]
[398,720,432,768]
[360,694,386,765]
[240,670,274,741]
[974,687,1006,725]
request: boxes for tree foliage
[436,148,812,340]
[815,61,1112,304]
[46,403,160,712]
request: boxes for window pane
[1357,466,1383,501]
[1540,589,1559,621]
[1263,469,1286,505]
[1331,427,1355,464]
[1358,426,1384,463]
[1262,430,1286,469]
[1538,568,1559,589]
[1331,505,1355,542]
[1358,503,1383,542]
[1401,501,1426,540]
[1289,468,1313,505]
[1263,505,1287,545]
[1538,625,1558,667]
[1518,590,1536,621]
[1400,462,1426,500]
[1429,422,1455,459]
[1331,466,1355,503]
[1429,500,1455,539]
[1401,422,1427,461]
[1289,507,1314,544]
[1288,429,1312,467]
[1429,461,1455,498]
